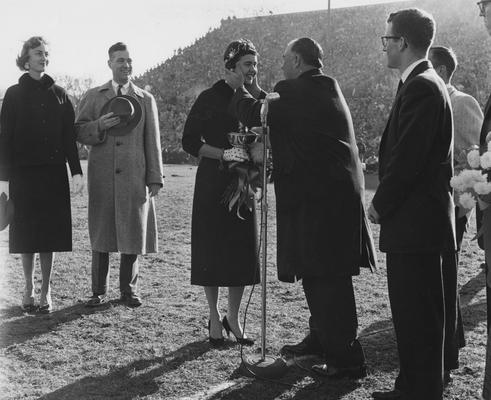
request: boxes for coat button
[115,168,122,174]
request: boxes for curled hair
[108,42,128,59]
[290,37,324,68]
[387,8,435,52]
[223,39,258,70]
[16,36,49,71]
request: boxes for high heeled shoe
[38,292,53,314]
[208,320,225,346]
[222,316,254,346]
[21,291,36,312]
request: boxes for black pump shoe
[208,320,225,347]
[222,316,254,346]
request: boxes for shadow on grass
[38,340,212,400]
[0,301,114,348]
[460,268,486,307]
[206,362,361,400]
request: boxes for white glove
[0,181,8,197]
[222,147,250,162]
[72,174,84,194]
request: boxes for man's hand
[0,181,8,197]
[224,68,244,90]
[248,141,265,164]
[368,202,381,224]
[245,75,262,98]
[98,112,120,131]
[72,174,84,194]
[148,183,161,197]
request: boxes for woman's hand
[223,147,250,162]
[72,174,84,194]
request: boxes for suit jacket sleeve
[75,90,105,146]
[453,94,483,171]
[372,79,448,219]
[229,86,263,127]
[144,93,164,186]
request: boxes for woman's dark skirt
[9,164,72,253]
[190,158,260,287]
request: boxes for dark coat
[231,69,377,282]
[182,80,263,286]
[0,73,82,180]
[372,61,456,253]
[0,73,82,253]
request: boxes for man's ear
[399,37,408,51]
[294,53,302,69]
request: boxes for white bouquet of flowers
[450,143,491,211]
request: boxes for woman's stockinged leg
[204,286,223,338]
[227,286,247,338]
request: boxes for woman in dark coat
[182,39,264,345]
[0,37,83,313]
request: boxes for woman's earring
[24,63,30,70]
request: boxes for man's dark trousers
[302,275,365,368]
[91,251,139,296]
[441,209,467,371]
[388,253,444,400]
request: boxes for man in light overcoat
[76,42,164,307]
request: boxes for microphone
[260,92,280,126]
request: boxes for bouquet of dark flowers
[221,125,263,219]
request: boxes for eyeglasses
[381,36,401,47]
[478,1,491,16]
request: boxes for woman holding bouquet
[0,36,83,313]
[182,39,264,346]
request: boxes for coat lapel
[98,80,115,101]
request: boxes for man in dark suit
[228,37,376,379]
[368,8,455,400]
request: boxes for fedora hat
[0,192,14,231]
[99,95,142,136]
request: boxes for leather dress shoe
[120,293,142,307]
[280,334,324,357]
[86,294,108,307]
[312,363,367,380]
[372,389,402,399]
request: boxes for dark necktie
[396,79,403,94]
[117,85,123,96]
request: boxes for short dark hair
[387,8,435,52]
[429,46,458,78]
[223,39,258,70]
[290,37,324,68]
[108,42,127,59]
[16,36,48,71]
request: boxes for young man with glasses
[368,8,455,400]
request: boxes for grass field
[0,162,488,399]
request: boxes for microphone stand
[240,93,287,379]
